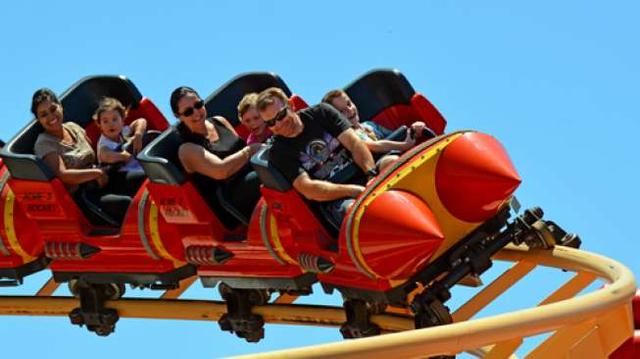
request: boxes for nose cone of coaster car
[343,131,521,282]
[350,190,444,280]
[435,132,521,223]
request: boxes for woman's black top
[177,117,259,229]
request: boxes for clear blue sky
[0,1,638,357]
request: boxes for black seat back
[204,72,292,128]
[250,146,292,192]
[138,126,186,185]
[344,69,415,123]
[0,75,143,181]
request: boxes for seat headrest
[204,72,292,129]
[344,69,416,122]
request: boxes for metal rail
[0,245,635,358]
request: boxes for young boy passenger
[94,97,147,195]
[237,93,273,145]
[322,89,433,154]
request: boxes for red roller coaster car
[0,70,580,341]
[0,76,186,335]
[138,69,580,342]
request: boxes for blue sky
[0,1,638,357]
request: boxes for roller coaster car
[140,69,579,343]
[138,72,313,342]
[0,76,193,335]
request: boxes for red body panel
[0,166,44,270]
[634,289,640,329]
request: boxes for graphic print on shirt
[299,132,353,180]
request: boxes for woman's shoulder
[63,121,86,135]
[34,131,58,158]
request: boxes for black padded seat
[250,146,292,192]
[204,72,292,129]
[0,75,143,181]
[137,126,186,186]
[344,69,416,124]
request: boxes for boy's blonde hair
[237,93,259,120]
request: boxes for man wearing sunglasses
[256,87,378,226]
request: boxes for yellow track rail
[0,245,635,358]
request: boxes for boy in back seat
[238,93,273,145]
[322,89,434,154]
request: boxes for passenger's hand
[247,143,264,156]
[402,129,417,150]
[350,185,366,198]
[121,150,132,162]
[410,121,427,137]
[131,133,144,154]
[96,169,109,188]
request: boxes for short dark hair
[93,97,127,123]
[31,88,60,117]
[169,86,199,116]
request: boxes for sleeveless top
[177,117,251,228]
[177,117,246,161]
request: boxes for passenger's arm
[364,138,413,153]
[179,143,251,180]
[292,172,364,202]
[130,118,147,136]
[337,128,376,173]
[42,153,105,185]
[129,118,148,154]
[97,145,132,164]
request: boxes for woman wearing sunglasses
[169,86,261,226]
[31,88,131,224]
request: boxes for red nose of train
[351,190,444,279]
[435,132,521,223]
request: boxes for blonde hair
[93,97,126,123]
[237,93,259,120]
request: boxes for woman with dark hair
[31,88,131,225]
[170,86,261,226]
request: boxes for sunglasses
[38,104,60,119]
[265,105,289,127]
[179,99,205,117]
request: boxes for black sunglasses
[179,99,205,117]
[265,105,289,127]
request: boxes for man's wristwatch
[366,168,378,180]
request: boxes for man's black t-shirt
[269,103,352,183]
